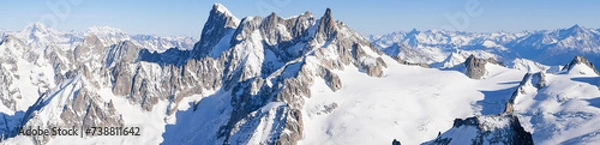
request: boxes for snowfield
[2,3,600,145]
[300,56,526,145]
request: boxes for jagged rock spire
[464,55,487,79]
[207,3,239,29]
[193,3,240,58]
[317,8,336,37]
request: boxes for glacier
[0,3,600,145]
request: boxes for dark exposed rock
[138,48,191,67]
[0,4,400,145]
[396,57,430,68]
[504,72,545,114]
[318,103,338,115]
[486,57,506,67]
[464,55,487,79]
[73,34,104,63]
[351,43,388,78]
[192,4,239,59]
[392,139,402,145]
[317,8,336,38]
[425,115,533,145]
[532,72,546,89]
[322,68,342,91]
[562,56,600,75]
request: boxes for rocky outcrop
[317,66,342,92]
[562,56,600,75]
[504,72,545,114]
[206,6,390,145]
[193,4,239,58]
[14,76,123,144]
[316,8,336,38]
[0,66,19,111]
[425,115,533,145]
[392,139,402,145]
[396,57,430,68]
[464,55,487,79]
[0,3,400,145]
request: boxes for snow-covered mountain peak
[22,22,53,34]
[192,4,240,58]
[558,24,595,39]
[566,24,584,31]
[408,28,419,34]
[299,11,313,18]
[507,58,549,73]
[562,56,600,75]
[209,3,239,28]
[212,3,235,18]
[7,3,600,145]
[17,22,58,44]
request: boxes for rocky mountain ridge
[1,3,600,145]
[370,25,600,68]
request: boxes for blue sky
[1,0,599,36]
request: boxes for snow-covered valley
[1,3,600,145]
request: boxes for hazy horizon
[1,0,599,36]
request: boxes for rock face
[193,3,239,58]
[562,56,600,75]
[424,115,534,145]
[0,3,397,145]
[504,72,545,114]
[464,55,487,79]
[392,139,402,145]
[202,6,389,144]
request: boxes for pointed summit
[563,24,587,33]
[562,56,600,75]
[302,11,313,17]
[263,12,281,25]
[212,3,235,18]
[268,12,277,18]
[408,28,419,34]
[207,3,239,29]
[260,12,282,31]
[569,24,581,30]
[193,3,240,58]
[22,22,52,34]
[324,8,333,18]
[322,8,334,25]
[317,8,336,37]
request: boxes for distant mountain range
[1,3,600,145]
[0,22,198,53]
[370,24,600,68]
